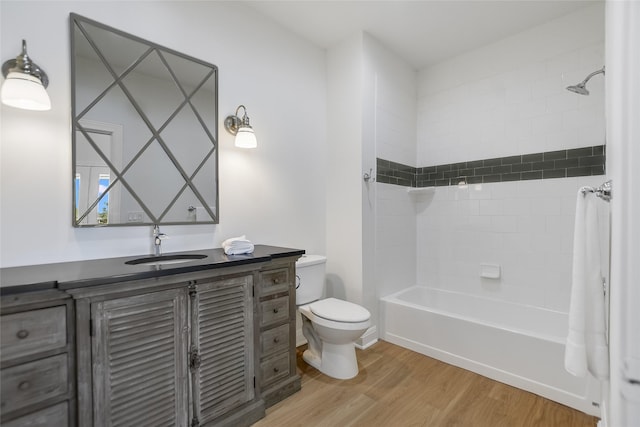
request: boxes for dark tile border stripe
[376,145,605,187]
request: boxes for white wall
[0,1,327,267]
[325,34,364,304]
[325,31,417,319]
[414,4,606,311]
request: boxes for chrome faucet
[153,225,167,256]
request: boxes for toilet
[295,254,371,380]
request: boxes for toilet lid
[309,298,370,323]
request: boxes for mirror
[71,13,218,227]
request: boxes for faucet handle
[153,225,168,238]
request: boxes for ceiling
[244,0,600,69]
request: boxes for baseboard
[597,398,607,427]
[355,325,378,349]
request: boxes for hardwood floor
[252,341,598,427]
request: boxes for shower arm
[580,66,605,85]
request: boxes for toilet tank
[295,254,327,305]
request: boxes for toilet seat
[309,298,370,322]
[299,299,371,331]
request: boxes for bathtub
[380,286,601,416]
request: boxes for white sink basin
[125,254,207,266]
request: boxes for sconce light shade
[234,126,257,149]
[1,40,51,111]
[224,105,257,148]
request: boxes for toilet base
[303,342,359,380]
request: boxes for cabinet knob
[16,329,29,339]
[18,381,30,391]
[273,337,280,343]
[273,278,280,284]
[273,367,279,373]
[273,308,279,314]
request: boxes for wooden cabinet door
[192,275,255,425]
[91,288,189,427]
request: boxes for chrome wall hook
[363,168,375,182]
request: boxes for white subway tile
[531,113,563,135]
[530,197,563,216]
[479,199,504,216]
[518,215,546,233]
[531,75,563,99]
[579,42,605,71]
[546,92,579,114]
[503,198,532,215]
[491,215,518,233]
[545,129,579,151]
[545,50,581,76]
[517,98,546,119]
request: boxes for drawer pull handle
[16,329,29,339]
[273,337,280,343]
[273,278,280,284]
[273,367,279,373]
[273,308,279,314]
[18,381,31,391]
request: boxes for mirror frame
[70,13,219,227]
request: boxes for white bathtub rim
[383,332,600,417]
[381,286,567,344]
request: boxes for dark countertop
[0,245,305,294]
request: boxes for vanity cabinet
[0,290,76,426]
[0,246,303,426]
[68,267,263,427]
[257,261,301,407]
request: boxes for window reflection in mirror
[71,13,219,227]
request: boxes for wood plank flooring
[252,340,598,427]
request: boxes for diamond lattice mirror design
[71,13,218,227]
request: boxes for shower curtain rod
[580,180,612,202]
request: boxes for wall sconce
[224,105,257,148]
[1,40,51,111]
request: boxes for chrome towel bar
[580,180,612,202]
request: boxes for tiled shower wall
[375,5,607,312]
[417,6,605,166]
[414,176,608,311]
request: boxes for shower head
[566,82,590,95]
[566,66,605,96]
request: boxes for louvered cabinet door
[194,275,255,425]
[92,288,189,427]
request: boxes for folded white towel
[221,235,255,255]
[565,190,609,379]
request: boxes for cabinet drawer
[2,401,68,427]
[261,352,290,386]
[260,324,289,357]
[260,297,289,327]
[1,354,68,414]
[1,306,67,362]
[261,268,290,294]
